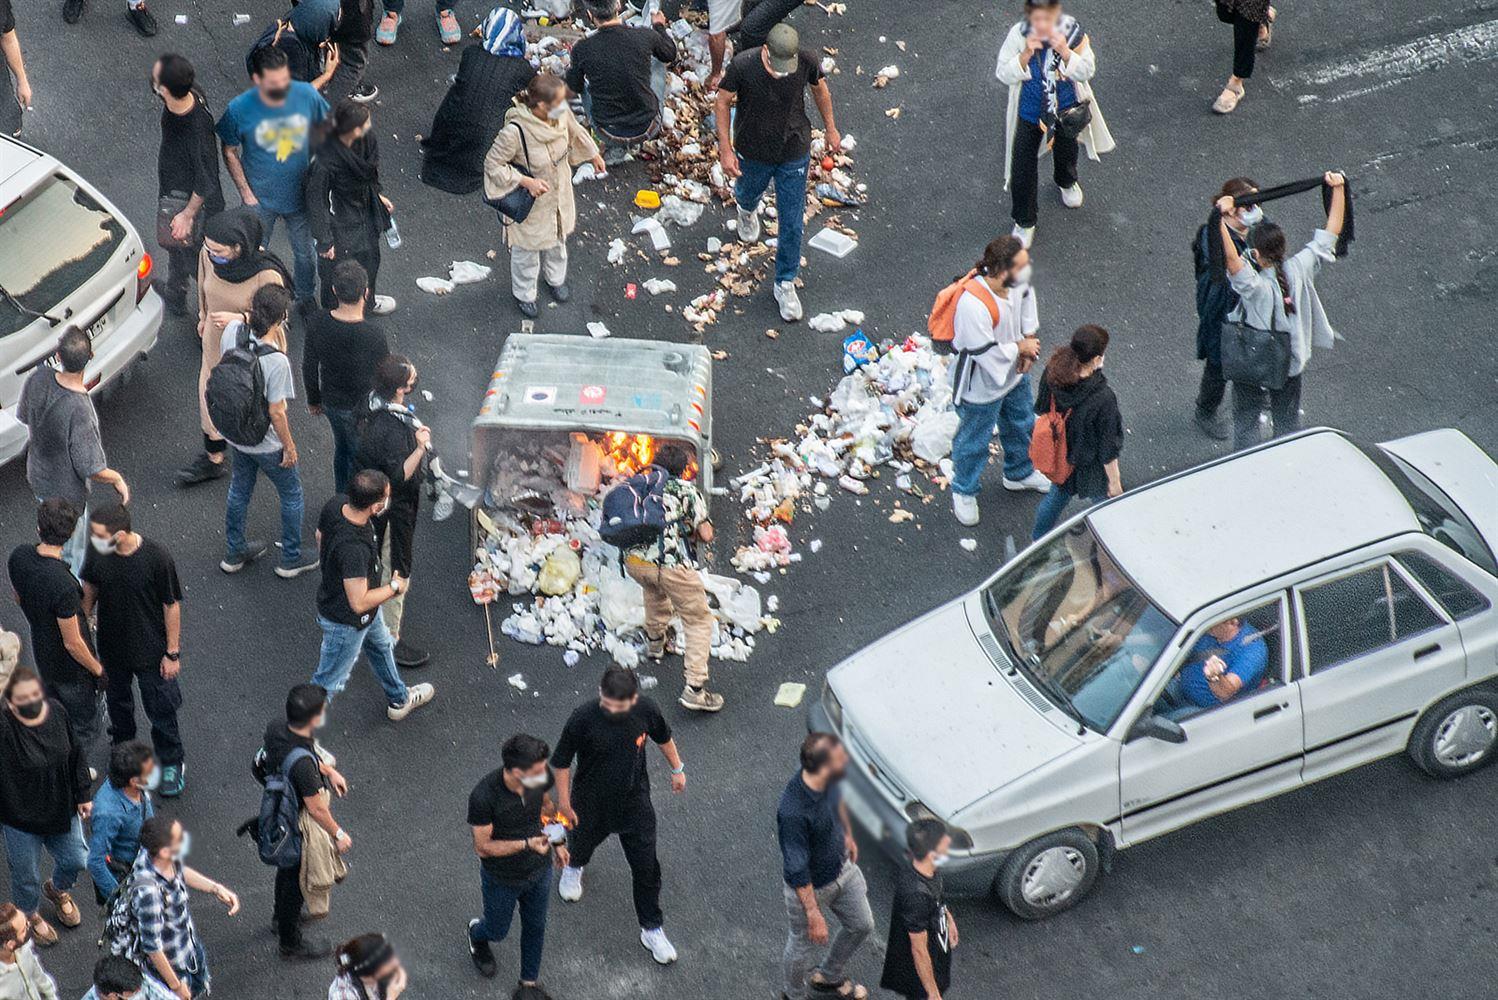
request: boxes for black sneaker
[515,298,538,319]
[467,919,497,978]
[350,81,379,103]
[279,936,331,961]
[548,282,571,303]
[1193,410,1230,441]
[220,540,269,574]
[127,3,158,35]
[62,0,85,23]
[177,453,227,486]
[274,556,320,580]
[394,640,430,668]
[512,984,554,1000]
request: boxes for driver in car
[1169,617,1267,712]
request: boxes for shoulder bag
[484,122,536,224]
[1219,298,1292,390]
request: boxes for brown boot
[29,913,58,946]
[43,881,80,928]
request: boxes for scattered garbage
[634,189,662,210]
[807,228,859,258]
[959,538,978,552]
[586,321,611,339]
[656,195,705,228]
[607,238,627,265]
[631,216,672,252]
[233,12,251,24]
[449,260,492,284]
[775,682,808,708]
[807,309,867,334]
[573,162,606,183]
[174,13,188,23]
[416,276,456,295]
[872,65,900,88]
[507,672,529,691]
[841,330,877,373]
[643,278,678,296]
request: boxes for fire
[598,432,697,480]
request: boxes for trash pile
[468,435,777,669]
[728,334,958,579]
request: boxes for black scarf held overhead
[1205,175,1355,282]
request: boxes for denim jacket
[87,782,155,897]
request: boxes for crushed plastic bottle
[384,217,402,250]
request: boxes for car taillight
[136,254,153,303]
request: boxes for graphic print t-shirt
[879,863,952,998]
[216,83,330,214]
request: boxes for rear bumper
[808,703,1005,897]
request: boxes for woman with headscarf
[420,6,537,195]
[178,209,291,486]
[483,72,605,318]
[307,101,396,313]
[275,0,343,91]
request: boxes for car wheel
[993,828,1100,920]
[1409,688,1498,779]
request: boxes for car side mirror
[1129,713,1187,745]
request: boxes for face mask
[14,699,44,720]
[1239,205,1264,227]
[142,767,162,792]
[372,502,389,518]
[313,714,328,731]
[932,854,951,868]
[90,534,118,555]
[208,252,232,266]
[264,86,290,102]
[602,705,631,721]
[175,830,192,861]
[1008,264,1033,287]
[519,771,550,789]
[547,103,566,120]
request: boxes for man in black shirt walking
[303,261,390,494]
[566,0,677,165]
[879,819,958,1000]
[552,667,685,966]
[81,503,187,798]
[7,499,105,767]
[465,733,567,994]
[151,54,224,316]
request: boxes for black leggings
[1231,12,1259,78]
[1009,118,1080,229]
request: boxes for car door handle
[1413,643,1442,661]
[1253,703,1288,721]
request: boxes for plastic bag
[910,409,960,463]
[537,548,581,596]
[701,573,763,633]
[597,563,646,631]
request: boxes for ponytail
[1249,223,1296,317]
[974,235,1023,278]
[1044,324,1109,388]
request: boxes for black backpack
[206,326,278,447]
[254,746,314,869]
[599,467,670,550]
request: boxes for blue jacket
[87,781,154,897]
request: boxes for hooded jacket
[1033,370,1122,498]
[421,45,537,194]
[483,101,600,251]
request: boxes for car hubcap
[1433,705,1497,768]
[1020,846,1086,907]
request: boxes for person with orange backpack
[939,235,1048,527]
[1029,324,1123,540]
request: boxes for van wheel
[993,828,1100,920]
[1409,688,1498,779]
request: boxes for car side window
[1397,551,1491,621]
[1300,563,1446,675]
[1153,598,1284,722]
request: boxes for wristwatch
[164,651,181,662]
[670,763,686,776]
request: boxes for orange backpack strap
[964,278,1001,328]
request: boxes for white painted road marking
[1285,18,1498,104]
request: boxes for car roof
[1087,430,1420,620]
[0,136,45,189]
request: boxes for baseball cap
[765,23,800,75]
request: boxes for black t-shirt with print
[81,538,183,673]
[720,47,824,164]
[466,767,554,886]
[879,863,953,999]
[550,699,671,809]
[316,497,380,628]
[7,545,94,689]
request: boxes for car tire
[1408,687,1498,779]
[993,828,1100,920]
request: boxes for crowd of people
[0,0,1359,995]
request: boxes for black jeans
[49,677,103,767]
[327,40,369,102]
[1231,12,1259,78]
[104,661,185,766]
[1196,359,1227,417]
[1009,117,1079,229]
[274,862,305,946]
[163,243,201,310]
[317,246,381,311]
[568,793,663,929]
[1231,374,1302,451]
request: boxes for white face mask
[372,501,389,517]
[142,767,161,792]
[932,854,952,868]
[519,771,550,789]
[90,534,118,555]
[313,713,328,731]
[175,830,192,861]
[1009,264,1033,287]
[1239,204,1264,227]
[547,103,566,120]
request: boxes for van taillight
[136,254,153,303]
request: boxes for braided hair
[1249,223,1296,317]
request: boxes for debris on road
[775,682,808,708]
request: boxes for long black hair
[1249,223,1296,316]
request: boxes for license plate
[85,313,111,340]
[842,784,885,840]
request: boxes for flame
[541,807,573,829]
[598,432,698,480]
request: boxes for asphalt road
[4,0,1498,997]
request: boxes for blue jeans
[225,447,305,567]
[1031,484,1106,540]
[3,817,87,914]
[950,374,1037,496]
[145,938,209,998]
[254,205,317,302]
[312,613,409,707]
[734,154,809,284]
[470,864,552,983]
[324,407,359,495]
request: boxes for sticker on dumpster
[523,385,557,405]
[579,384,607,405]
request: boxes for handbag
[1052,100,1093,142]
[1219,310,1292,390]
[484,122,536,224]
[156,193,200,249]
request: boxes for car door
[1296,556,1466,783]
[1118,595,1304,846]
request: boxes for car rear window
[0,175,126,338]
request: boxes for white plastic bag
[701,573,763,633]
[910,409,960,463]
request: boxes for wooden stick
[483,602,500,669]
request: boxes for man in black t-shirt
[551,667,686,966]
[151,55,225,316]
[80,503,187,797]
[0,0,33,138]
[304,261,391,494]
[566,0,677,162]
[7,499,105,766]
[309,470,435,722]
[354,355,430,668]
[465,733,567,990]
[880,819,958,1000]
[715,23,841,325]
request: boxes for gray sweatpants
[510,243,568,303]
[782,861,875,1000]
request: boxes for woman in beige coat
[483,73,605,317]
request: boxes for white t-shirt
[219,321,295,454]
[949,282,1039,405]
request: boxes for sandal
[1212,82,1244,114]
[809,976,869,1000]
[1257,6,1276,50]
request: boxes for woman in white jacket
[994,0,1114,248]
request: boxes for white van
[0,135,162,467]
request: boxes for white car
[813,428,1498,918]
[0,134,163,466]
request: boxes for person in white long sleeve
[0,904,58,1000]
[948,236,1049,526]
[993,0,1114,247]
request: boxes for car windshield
[0,175,125,337]
[1359,442,1498,577]
[983,521,1176,732]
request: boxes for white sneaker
[640,926,678,964]
[1011,223,1035,248]
[773,281,803,322]
[371,294,398,315]
[386,682,435,721]
[736,203,761,243]
[952,492,979,526]
[558,865,583,902]
[1003,470,1053,493]
[1059,183,1084,209]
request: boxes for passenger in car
[1173,617,1267,710]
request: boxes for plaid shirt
[327,973,375,1000]
[127,850,202,978]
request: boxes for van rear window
[0,175,126,337]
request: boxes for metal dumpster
[469,336,714,524]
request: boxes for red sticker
[579,384,607,405]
